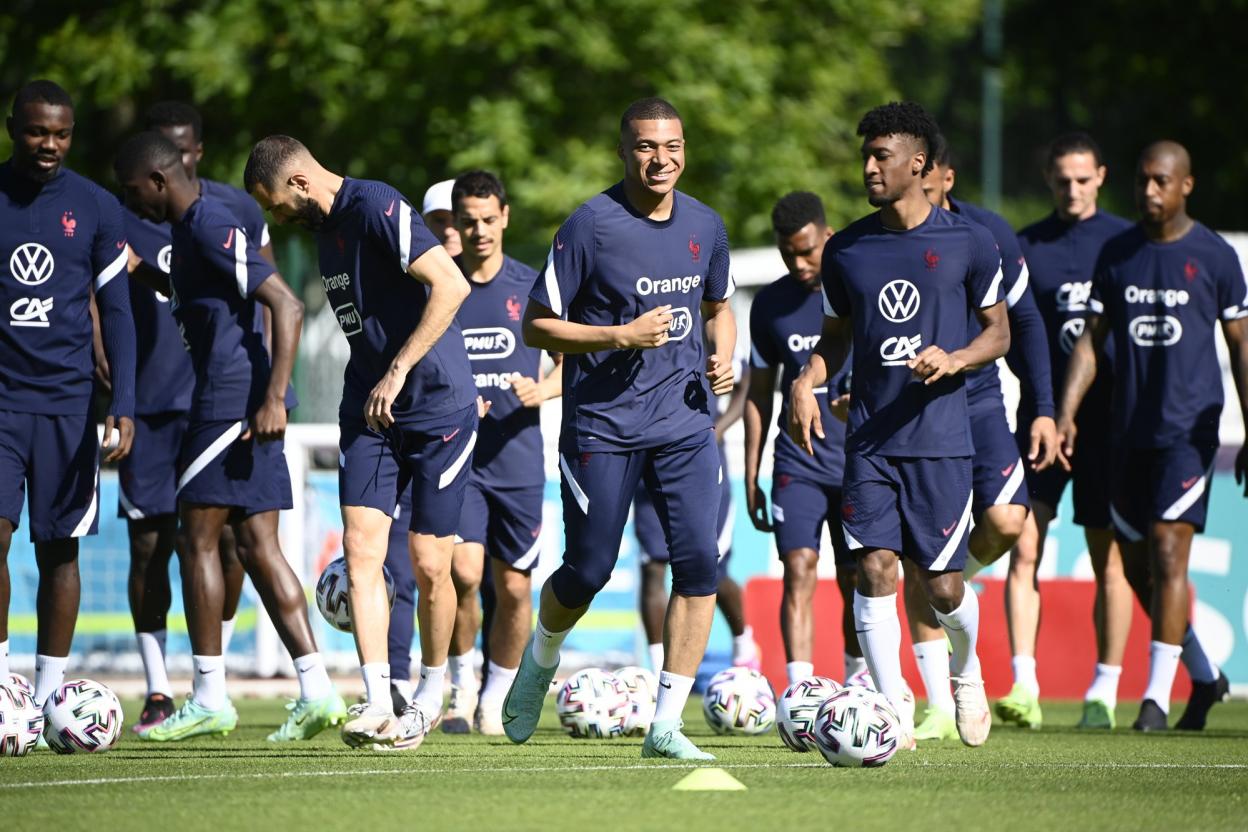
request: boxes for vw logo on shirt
[878,279,920,323]
[9,242,55,286]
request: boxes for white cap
[422,179,455,216]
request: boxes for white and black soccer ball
[846,667,916,727]
[315,557,396,633]
[702,666,776,735]
[42,679,124,754]
[613,665,658,736]
[6,672,34,698]
[0,683,44,757]
[777,675,842,752]
[555,668,632,739]
[812,685,901,767]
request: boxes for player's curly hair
[113,131,183,179]
[771,191,826,237]
[11,79,73,116]
[857,102,941,176]
[146,101,203,142]
[452,170,508,210]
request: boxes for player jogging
[791,102,1008,750]
[503,97,736,761]
[1057,140,1247,732]
[244,136,476,750]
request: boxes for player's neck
[1144,211,1194,244]
[621,179,675,221]
[879,192,932,231]
[166,179,200,223]
[462,248,505,284]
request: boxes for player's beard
[291,194,328,231]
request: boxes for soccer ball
[846,667,916,727]
[7,672,34,697]
[777,676,842,752]
[702,666,776,735]
[0,683,44,757]
[812,686,901,767]
[614,665,658,736]
[555,668,632,739]
[315,557,396,632]
[42,679,124,754]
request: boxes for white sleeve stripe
[979,264,1004,307]
[1222,305,1248,320]
[822,291,838,318]
[1089,297,1105,314]
[94,248,128,291]
[1005,261,1029,309]
[542,247,563,317]
[234,228,249,297]
[749,344,771,367]
[260,223,271,248]
[398,201,412,270]
[720,272,737,299]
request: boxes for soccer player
[244,136,476,750]
[422,179,462,257]
[1015,133,1134,729]
[121,101,270,731]
[115,132,344,742]
[905,135,1058,736]
[440,170,561,735]
[0,80,136,706]
[791,102,1008,749]
[505,97,736,760]
[743,191,862,685]
[1057,140,1247,731]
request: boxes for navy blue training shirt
[530,183,734,452]
[822,205,1003,458]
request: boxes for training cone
[671,768,747,791]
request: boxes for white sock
[479,660,519,708]
[652,671,694,725]
[732,626,757,663]
[191,654,227,710]
[844,653,867,682]
[1143,641,1182,714]
[293,652,333,701]
[853,592,907,717]
[1181,626,1218,684]
[361,662,392,709]
[415,663,448,715]
[137,630,173,697]
[1085,663,1122,707]
[1012,655,1039,696]
[648,642,664,673]
[912,639,955,715]
[532,619,569,669]
[34,654,69,707]
[933,584,982,679]
[0,639,10,677]
[448,652,477,693]
[786,661,814,685]
[221,617,237,653]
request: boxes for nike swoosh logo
[1001,461,1017,477]
[942,522,957,537]
[197,668,215,675]
[223,228,235,249]
[659,681,672,689]
[116,240,126,249]
[555,237,564,251]
[1181,476,1199,489]
[385,200,395,217]
[441,427,461,442]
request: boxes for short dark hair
[114,131,183,180]
[771,191,826,236]
[11,79,73,117]
[145,100,203,141]
[1047,131,1104,168]
[620,97,681,134]
[857,101,942,176]
[243,135,308,193]
[452,170,508,210]
[930,133,957,169]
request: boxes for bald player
[1058,141,1248,732]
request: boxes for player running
[0,80,136,706]
[1058,141,1247,732]
[503,97,736,761]
[743,191,863,685]
[1015,132,1134,729]
[244,136,476,750]
[791,102,1008,750]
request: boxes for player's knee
[669,555,719,598]
[550,564,608,609]
[496,572,532,610]
[984,506,1027,548]
[856,552,896,595]
[782,554,818,599]
[412,554,453,590]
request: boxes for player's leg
[127,516,178,730]
[826,487,864,682]
[711,475,758,669]
[444,538,484,733]
[773,477,826,683]
[1081,527,1131,727]
[902,558,956,741]
[0,519,11,679]
[965,407,1029,575]
[384,497,417,714]
[999,502,1052,730]
[633,483,670,671]
[0,413,28,679]
[218,524,245,652]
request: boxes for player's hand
[476,395,493,419]
[746,479,773,532]
[829,393,851,423]
[618,305,673,349]
[246,396,288,443]
[907,346,965,385]
[93,354,112,393]
[101,415,134,463]
[1055,415,1077,468]
[1027,416,1060,472]
[706,354,734,396]
[365,367,406,431]
[511,376,544,408]
[788,381,823,455]
[1235,445,1248,497]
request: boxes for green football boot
[1077,698,1116,730]
[501,639,558,744]
[641,719,715,761]
[139,697,238,742]
[994,683,1043,729]
[913,707,959,741]
[267,694,349,742]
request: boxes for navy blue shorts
[456,480,544,571]
[118,411,187,520]
[841,452,973,573]
[1018,408,1112,528]
[553,428,721,606]
[338,404,477,538]
[770,474,852,566]
[970,404,1028,518]
[176,418,292,516]
[0,408,99,542]
[634,453,733,567]
[1110,442,1217,541]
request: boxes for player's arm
[790,314,850,454]
[523,299,673,353]
[512,352,564,407]
[715,365,749,435]
[89,287,111,392]
[125,244,172,296]
[1223,316,1248,494]
[744,361,778,532]
[249,273,304,442]
[1002,273,1059,470]
[1055,311,1109,461]
[703,298,736,396]
[94,200,137,462]
[911,300,1010,384]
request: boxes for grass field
[3,698,1246,831]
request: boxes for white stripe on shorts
[1110,503,1143,542]
[994,458,1026,505]
[176,420,247,495]
[118,485,145,520]
[1161,465,1213,521]
[437,431,477,490]
[559,454,590,515]
[70,464,100,538]
[842,524,863,552]
[512,534,542,572]
[931,490,974,571]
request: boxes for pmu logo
[1055,281,1092,312]
[334,302,363,336]
[462,327,516,360]
[10,296,54,327]
[877,279,920,323]
[667,306,693,342]
[879,333,922,366]
[9,243,55,286]
[1129,315,1183,347]
[1059,317,1085,354]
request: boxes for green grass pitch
[3,699,1246,831]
